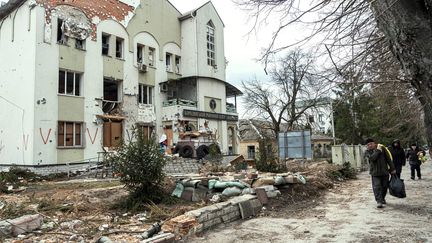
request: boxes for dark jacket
[365,148,396,176]
[389,141,406,168]
[406,148,424,166]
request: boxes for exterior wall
[0,1,37,165]
[1,0,239,166]
[127,0,181,60]
[239,141,259,161]
[181,3,226,81]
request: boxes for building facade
[0,0,241,166]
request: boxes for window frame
[137,44,144,63]
[165,53,172,72]
[57,18,67,44]
[57,121,84,148]
[148,47,155,67]
[102,33,110,56]
[247,145,256,159]
[58,70,81,96]
[116,37,124,59]
[138,84,153,105]
[175,56,181,73]
[75,38,86,50]
[206,21,216,66]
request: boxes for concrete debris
[209,194,221,203]
[142,223,161,239]
[60,219,83,231]
[40,221,55,230]
[98,224,109,231]
[255,188,268,205]
[96,236,114,243]
[0,214,43,237]
[142,232,175,243]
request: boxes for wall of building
[1,0,238,166]
[194,3,226,81]
[180,2,226,81]
[0,1,37,165]
[239,141,259,161]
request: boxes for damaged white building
[0,0,242,168]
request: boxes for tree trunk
[370,0,432,145]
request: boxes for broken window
[137,44,144,63]
[148,47,155,67]
[247,146,255,159]
[75,39,85,50]
[116,37,124,59]
[138,84,153,105]
[58,70,81,96]
[175,56,181,73]
[207,21,216,66]
[103,78,120,101]
[166,53,172,72]
[102,33,110,56]
[57,18,67,44]
[58,121,83,147]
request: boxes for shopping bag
[389,175,406,198]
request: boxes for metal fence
[278,130,312,160]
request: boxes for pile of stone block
[162,195,261,240]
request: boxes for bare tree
[236,0,432,146]
[242,49,328,138]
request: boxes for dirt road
[191,161,432,242]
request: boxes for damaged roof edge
[0,0,27,21]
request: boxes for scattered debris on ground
[0,159,356,242]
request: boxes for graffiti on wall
[39,128,52,145]
[87,128,99,145]
[23,134,29,150]
[0,141,5,154]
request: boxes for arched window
[206,21,215,66]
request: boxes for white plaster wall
[195,3,226,81]
[0,1,37,165]
[180,18,198,77]
[33,7,62,165]
[133,32,160,129]
[163,41,181,71]
[180,3,226,81]
[197,77,228,153]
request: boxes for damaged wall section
[35,0,136,40]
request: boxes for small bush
[327,162,357,180]
[109,128,166,209]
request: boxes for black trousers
[372,175,389,203]
[410,164,421,179]
[395,164,402,179]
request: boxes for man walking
[406,143,424,180]
[389,139,406,179]
[365,138,396,208]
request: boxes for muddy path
[191,161,432,242]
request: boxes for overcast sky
[0,0,281,116]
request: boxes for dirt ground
[0,178,198,242]
[191,161,432,242]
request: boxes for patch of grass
[0,202,31,219]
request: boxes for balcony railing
[163,99,197,107]
[226,103,237,113]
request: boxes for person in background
[364,138,396,208]
[389,139,406,179]
[406,143,425,180]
